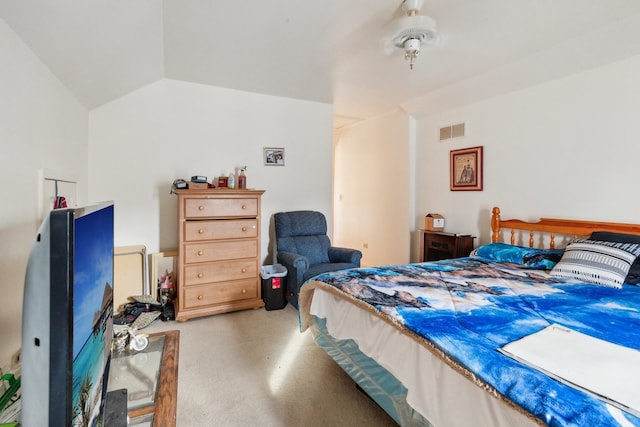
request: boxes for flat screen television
[21,202,114,426]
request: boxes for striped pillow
[550,239,640,288]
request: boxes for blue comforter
[307,257,640,426]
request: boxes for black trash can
[261,264,288,310]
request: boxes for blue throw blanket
[301,256,640,426]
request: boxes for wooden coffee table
[108,330,179,426]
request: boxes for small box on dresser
[424,213,445,231]
[175,189,265,321]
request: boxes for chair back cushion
[275,211,331,264]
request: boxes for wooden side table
[419,230,475,262]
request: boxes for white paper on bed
[499,324,640,418]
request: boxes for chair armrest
[328,247,362,266]
[277,251,309,295]
[277,251,309,272]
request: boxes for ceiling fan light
[386,0,441,70]
[404,38,421,69]
[404,38,421,55]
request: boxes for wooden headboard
[491,206,640,249]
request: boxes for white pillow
[550,239,640,288]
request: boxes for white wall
[88,79,334,264]
[415,54,640,249]
[0,18,88,369]
[334,109,412,266]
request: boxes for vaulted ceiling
[2,1,640,128]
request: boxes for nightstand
[419,230,475,262]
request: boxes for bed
[298,207,640,426]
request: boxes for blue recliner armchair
[274,210,362,309]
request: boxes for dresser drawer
[184,240,258,263]
[184,219,258,241]
[183,280,258,308]
[426,234,453,252]
[184,197,258,219]
[183,259,258,286]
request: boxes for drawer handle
[198,205,205,210]
[241,227,247,232]
[241,204,247,210]
[197,295,204,300]
[241,289,247,294]
[197,250,204,256]
[241,268,247,273]
[197,273,204,278]
[198,228,204,234]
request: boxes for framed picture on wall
[450,146,483,191]
[264,147,285,166]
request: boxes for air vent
[439,126,451,141]
[439,123,466,141]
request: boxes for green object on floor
[0,373,21,415]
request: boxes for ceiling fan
[387,0,441,70]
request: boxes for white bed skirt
[310,288,541,427]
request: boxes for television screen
[21,202,114,427]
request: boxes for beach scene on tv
[72,209,114,427]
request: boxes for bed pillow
[550,239,640,288]
[589,231,640,285]
[469,243,564,269]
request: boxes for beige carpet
[143,304,398,426]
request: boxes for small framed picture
[450,146,483,191]
[264,147,285,166]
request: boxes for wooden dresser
[175,189,265,321]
